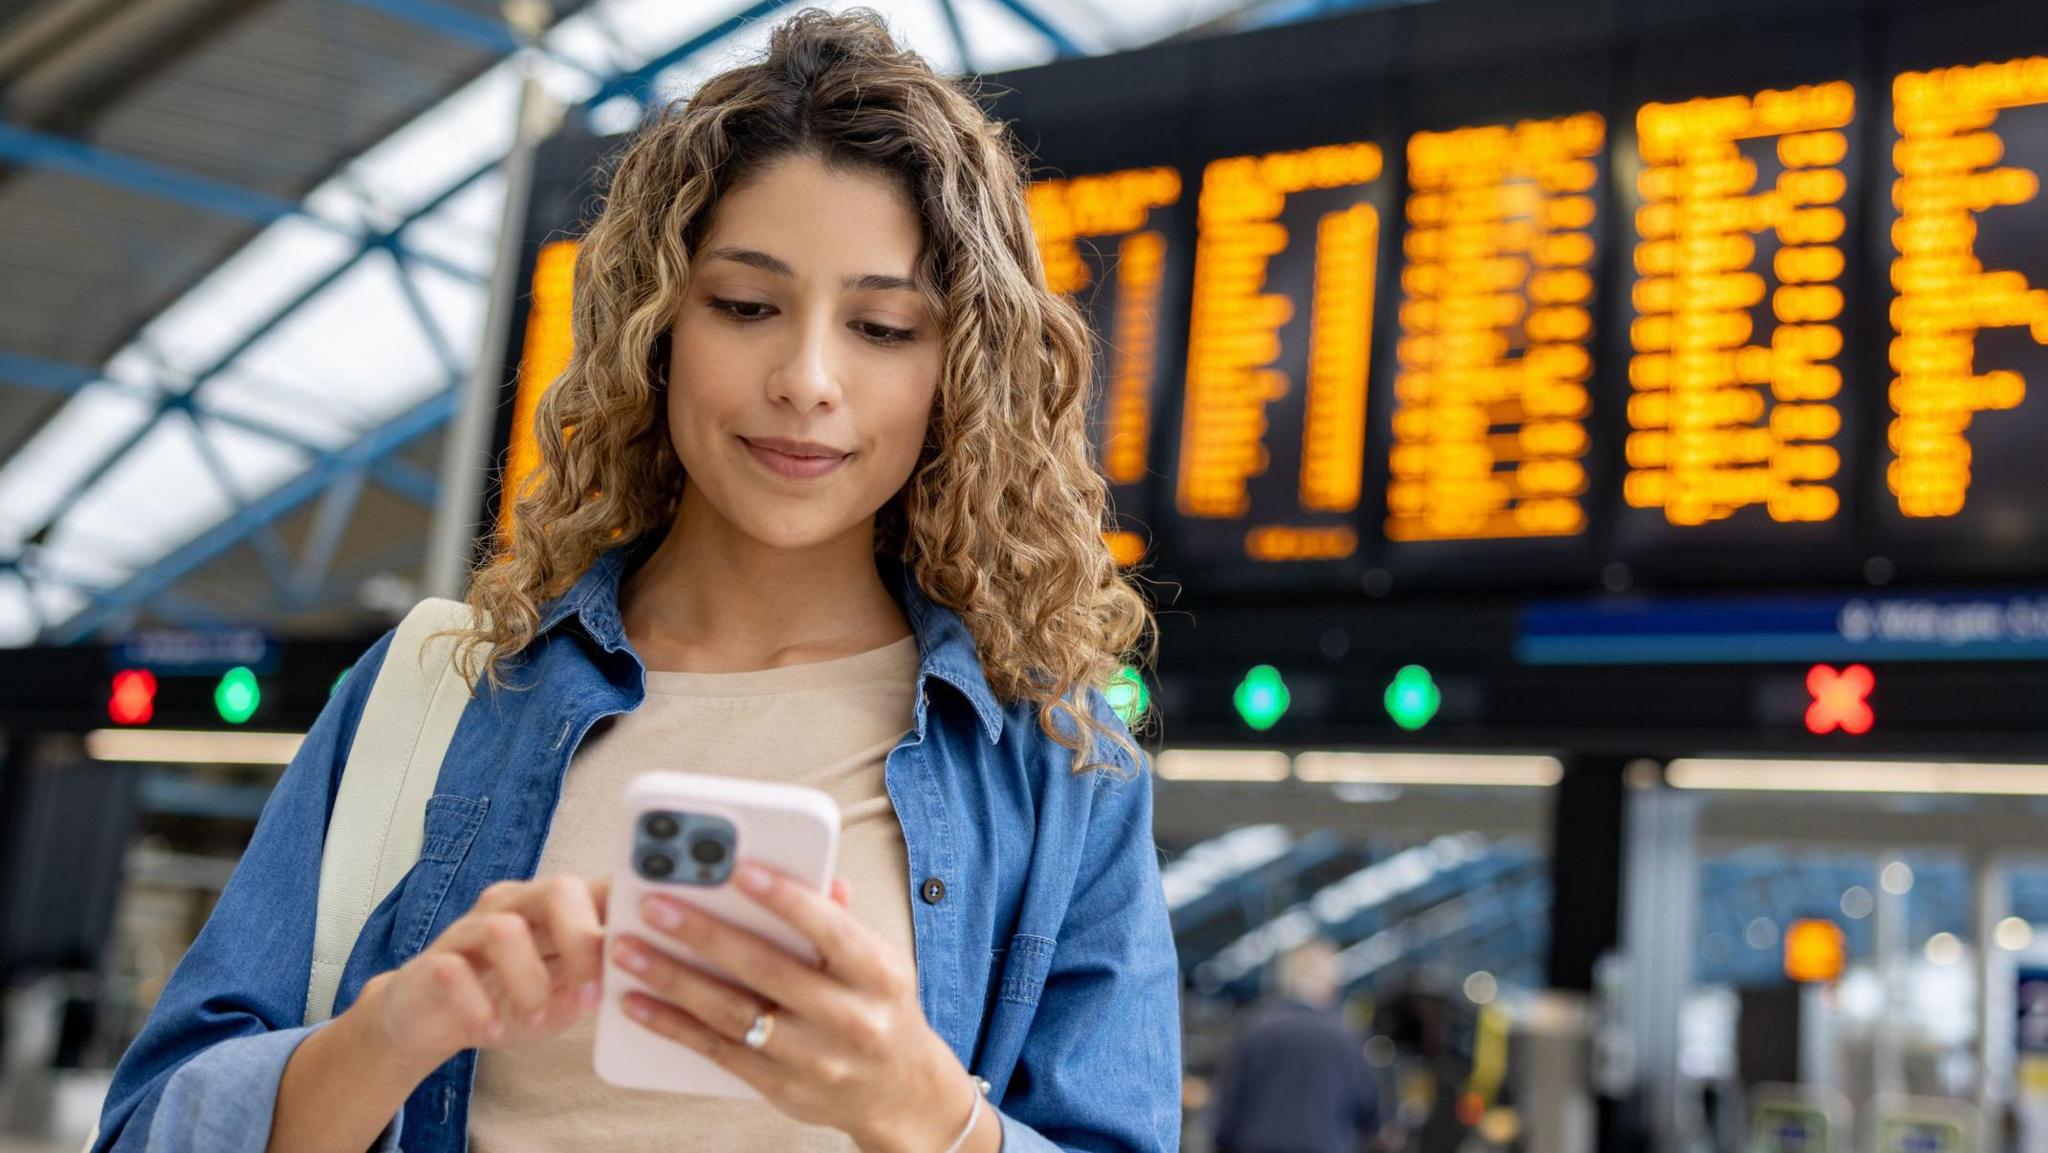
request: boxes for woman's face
[665,152,941,553]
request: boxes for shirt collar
[536,538,1006,745]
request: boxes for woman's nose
[767,318,842,411]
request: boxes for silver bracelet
[938,1076,992,1153]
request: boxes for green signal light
[1384,665,1441,731]
[1106,665,1149,725]
[215,666,261,725]
[1233,665,1291,731]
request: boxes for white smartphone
[593,771,841,1097]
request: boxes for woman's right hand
[352,875,611,1072]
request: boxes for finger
[621,992,785,1094]
[732,861,892,993]
[469,913,552,1019]
[617,966,838,1080]
[419,951,502,1045]
[542,967,605,1026]
[473,879,531,915]
[613,936,772,1050]
[590,875,612,923]
[830,877,851,908]
[532,875,605,987]
[636,894,859,1020]
[476,957,591,1026]
[433,906,526,955]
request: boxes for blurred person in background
[88,8,1178,1153]
[1376,987,1474,1153]
[1212,937,1382,1153]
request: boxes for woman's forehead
[696,154,924,278]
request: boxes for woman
[93,9,1179,1153]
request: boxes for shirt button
[921,876,947,904]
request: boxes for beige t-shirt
[468,635,921,1153]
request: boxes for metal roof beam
[180,408,297,594]
[287,466,368,610]
[588,0,1083,110]
[985,0,1084,57]
[340,0,523,54]
[23,0,1085,638]
[389,249,465,379]
[0,122,484,286]
[0,350,101,394]
[262,531,441,620]
[47,387,459,643]
[0,120,312,224]
[335,0,608,83]
[12,160,501,549]
[371,455,440,507]
[144,586,236,630]
[935,0,976,72]
[588,0,806,108]
[0,351,335,459]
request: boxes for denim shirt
[93,542,1181,1153]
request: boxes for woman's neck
[618,499,912,675]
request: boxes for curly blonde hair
[454,7,1154,773]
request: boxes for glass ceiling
[0,0,1275,645]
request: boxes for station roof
[0,0,1307,645]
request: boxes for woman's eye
[856,321,916,346]
[710,298,773,321]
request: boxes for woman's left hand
[613,861,988,1153]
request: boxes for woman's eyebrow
[704,246,916,294]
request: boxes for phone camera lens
[643,813,680,840]
[639,852,676,879]
[688,837,727,866]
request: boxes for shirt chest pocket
[391,793,491,956]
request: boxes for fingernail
[736,863,770,894]
[614,940,650,973]
[642,896,684,930]
[625,998,652,1023]
[578,980,602,1009]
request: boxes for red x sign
[1806,664,1874,735]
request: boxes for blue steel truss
[0,0,1097,643]
[0,124,485,287]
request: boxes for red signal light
[109,668,157,726]
[1805,664,1873,735]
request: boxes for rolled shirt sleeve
[141,1021,401,1153]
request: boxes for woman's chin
[733,513,866,554]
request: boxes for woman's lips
[740,437,848,480]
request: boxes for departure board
[480,116,611,561]
[1384,112,1606,544]
[1026,167,1187,567]
[498,239,577,544]
[1622,82,1858,531]
[483,0,2048,602]
[1876,54,2048,577]
[1171,140,1386,574]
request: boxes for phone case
[592,771,841,1097]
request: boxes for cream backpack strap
[303,596,483,1026]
